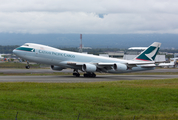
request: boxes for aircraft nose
[13,49,18,55]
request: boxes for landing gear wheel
[84,74,88,77]
[73,69,80,77]
[84,73,96,78]
[76,73,80,77]
[26,65,30,69]
[26,61,30,69]
[92,73,96,78]
[73,73,77,76]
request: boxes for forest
[0,45,19,54]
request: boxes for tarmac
[0,75,178,83]
[0,68,177,83]
[0,68,178,73]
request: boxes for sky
[0,0,178,34]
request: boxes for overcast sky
[0,0,178,34]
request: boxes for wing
[66,62,114,72]
[63,61,156,72]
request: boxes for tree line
[0,45,19,54]
[0,45,178,55]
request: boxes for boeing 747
[13,42,164,77]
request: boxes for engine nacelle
[114,63,127,71]
[51,65,64,71]
[82,64,97,72]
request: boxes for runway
[0,75,178,83]
[0,68,177,83]
[0,68,178,73]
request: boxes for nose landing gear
[25,62,30,69]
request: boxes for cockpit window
[23,44,29,46]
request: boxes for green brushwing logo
[136,46,159,61]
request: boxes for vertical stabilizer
[134,42,161,61]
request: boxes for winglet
[134,42,161,61]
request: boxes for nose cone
[13,49,17,55]
[13,49,20,56]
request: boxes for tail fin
[134,42,161,61]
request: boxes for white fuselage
[13,43,154,73]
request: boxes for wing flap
[127,61,155,65]
[66,62,84,66]
[97,63,114,66]
[140,64,156,68]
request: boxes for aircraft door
[34,49,38,57]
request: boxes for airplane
[13,42,167,77]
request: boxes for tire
[26,65,30,69]
[92,74,96,78]
[76,74,80,77]
[73,73,77,76]
[84,74,88,77]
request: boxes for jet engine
[114,63,127,71]
[82,64,97,72]
[51,65,64,71]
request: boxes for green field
[1,79,178,120]
[0,62,40,68]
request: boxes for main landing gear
[25,61,30,69]
[73,70,96,78]
[73,69,80,77]
[84,73,96,78]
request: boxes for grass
[0,62,40,68]
[1,79,178,119]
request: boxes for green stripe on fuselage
[16,47,35,52]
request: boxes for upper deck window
[16,47,35,52]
